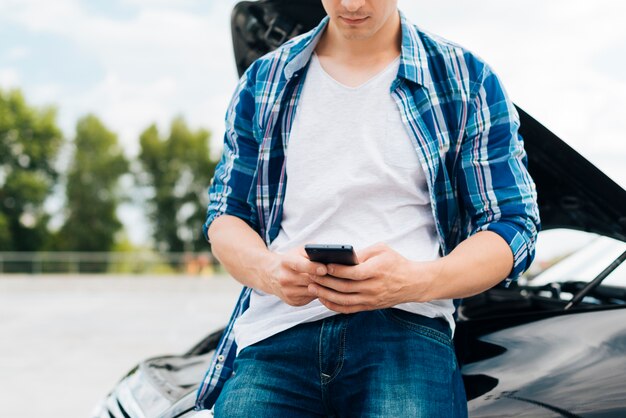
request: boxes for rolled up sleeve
[203,69,260,242]
[458,66,541,283]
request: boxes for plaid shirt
[195,12,540,410]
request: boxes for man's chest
[283,54,428,204]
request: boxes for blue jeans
[214,309,467,417]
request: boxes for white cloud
[0,67,21,88]
[5,46,30,61]
[29,82,62,103]
[118,0,200,8]
[0,0,84,32]
[55,73,180,155]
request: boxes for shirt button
[215,364,222,370]
[217,355,225,362]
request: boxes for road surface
[0,275,241,418]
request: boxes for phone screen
[304,244,358,266]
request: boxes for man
[196,0,540,416]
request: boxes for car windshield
[529,235,626,288]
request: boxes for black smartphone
[304,244,359,266]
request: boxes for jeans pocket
[382,308,454,350]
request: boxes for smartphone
[304,244,359,266]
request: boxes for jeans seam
[385,309,453,349]
[329,319,347,382]
[318,320,325,382]
[321,319,346,385]
[319,319,334,414]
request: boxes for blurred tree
[56,115,129,252]
[137,117,216,253]
[0,88,62,251]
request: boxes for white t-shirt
[233,54,455,352]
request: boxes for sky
[1,0,625,247]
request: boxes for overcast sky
[2,0,625,246]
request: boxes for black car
[93,2,626,417]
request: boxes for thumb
[356,242,386,262]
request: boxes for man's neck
[316,10,402,65]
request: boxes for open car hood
[519,108,626,241]
[231,0,626,242]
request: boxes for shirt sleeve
[203,68,261,242]
[458,65,541,283]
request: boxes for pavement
[0,274,242,418]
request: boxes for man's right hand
[262,247,327,307]
[208,216,327,306]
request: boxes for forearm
[208,215,274,293]
[417,231,514,301]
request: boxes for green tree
[57,115,129,252]
[0,88,62,251]
[138,117,216,253]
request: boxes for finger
[287,283,318,294]
[312,275,366,293]
[355,242,387,262]
[283,283,317,297]
[285,254,327,276]
[294,246,308,257]
[326,263,371,281]
[275,271,315,289]
[318,298,373,314]
[284,292,317,307]
[308,283,365,306]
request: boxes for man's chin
[337,27,376,41]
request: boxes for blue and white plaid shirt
[196,12,540,410]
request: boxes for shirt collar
[283,11,430,88]
[397,10,431,88]
[283,16,329,79]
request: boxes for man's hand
[207,216,331,306]
[262,247,328,307]
[307,243,437,314]
[307,232,514,314]
[210,216,513,313]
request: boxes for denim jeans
[214,309,467,417]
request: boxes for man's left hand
[307,242,437,314]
